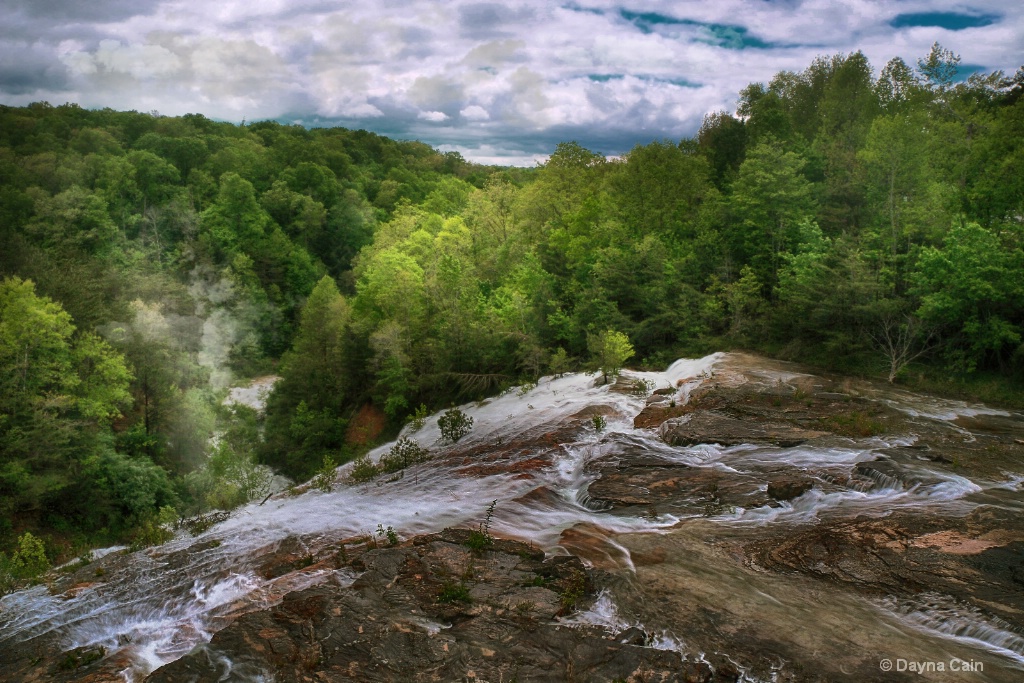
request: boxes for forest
[1,43,1022,576]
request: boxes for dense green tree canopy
[1,42,1023,562]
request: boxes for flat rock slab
[659,410,827,447]
[587,464,769,513]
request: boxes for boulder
[766,478,814,501]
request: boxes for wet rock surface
[659,410,828,447]
[4,352,1024,682]
[146,530,692,683]
[580,354,1024,680]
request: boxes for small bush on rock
[349,455,378,483]
[438,407,473,443]
[378,438,430,473]
[312,454,337,492]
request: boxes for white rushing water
[881,594,1024,667]
[0,352,1020,679]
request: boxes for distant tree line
[1,43,1022,566]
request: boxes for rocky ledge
[146,529,728,683]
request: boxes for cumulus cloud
[1,0,1021,164]
[460,104,490,121]
[62,39,181,78]
[418,110,449,122]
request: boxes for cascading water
[2,352,1022,681]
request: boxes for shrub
[376,524,399,547]
[378,437,430,473]
[407,403,429,431]
[629,378,655,397]
[128,506,177,551]
[559,568,587,612]
[466,500,496,553]
[1,532,50,588]
[591,415,606,432]
[348,455,379,483]
[438,581,472,604]
[438,407,473,443]
[549,347,572,376]
[588,329,634,384]
[311,454,337,492]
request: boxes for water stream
[2,353,1022,680]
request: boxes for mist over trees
[1,43,1022,566]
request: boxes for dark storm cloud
[0,44,70,95]
[5,0,163,22]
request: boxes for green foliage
[1,532,50,584]
[0,103,503,546]
[558,568,588,612]
[128,506,177,551]
[548,347,572,376]
[375,524,399,547]
[348,455,379,483]
[378,437,431,473]
[913,222,1024,372]
[591,415,607,432]
[466,499,496,553]
[407,403,429,431]
[0,277,146,536]
[263,275,351,479]
[311,454,337,492]
[588,329,634,384]
[818,410,886,437]
[629,378,655,397]
[437,581,472,604]
[184,404,271,513]
[438,407,473,444]
[1,45,1023,547]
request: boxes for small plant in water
[558,568,587,612]
[466,500,497,552]
[629,378,655,397]
[58,646,106,671]
[438,406,473,443]
[74,550,94,569]
[516,381,537,397]
[376,524,399,547]
[407,403,429,431]
[591,414,606,432]
[378,437,430,473]
[312,454,337,492]
[349,455,378,483]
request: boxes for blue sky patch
[587,74,701,88]
[657,77,701,88]
[890,12,999,31]
[953,63,988,81]
[619,9,774,49]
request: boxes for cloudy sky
[1,1,1021,164]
